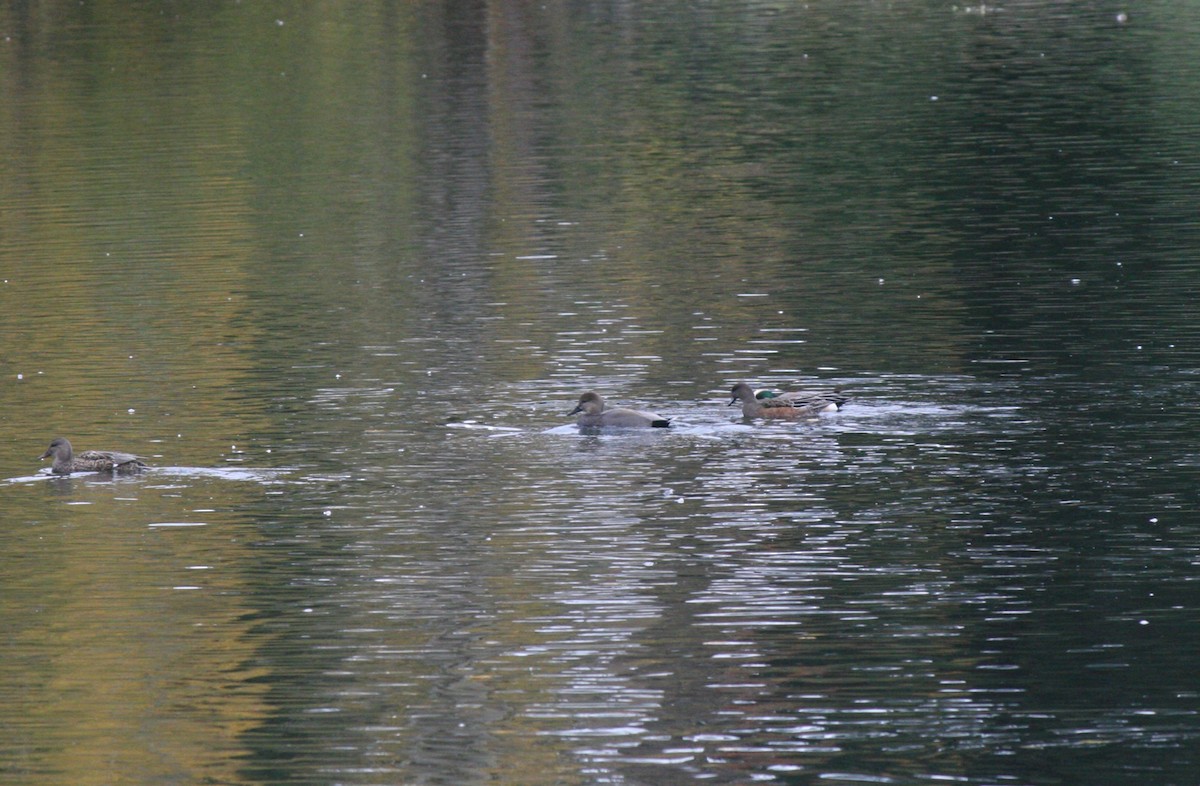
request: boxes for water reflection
[9,466,293,486]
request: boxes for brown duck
[39,437,148,475]
[728,382,848,419]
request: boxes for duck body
[39,437,148,475]
[729,382,848,419]
[570,391,671,429]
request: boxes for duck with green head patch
[729,382,848,420]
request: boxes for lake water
[2,2,1199,785]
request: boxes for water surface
[2,2,1199,785]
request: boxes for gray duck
[569,391,671,429]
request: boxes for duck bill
[568,405,583,416]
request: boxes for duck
[39,437,149,475]
[569,391,671,429]
[728,382,848,419]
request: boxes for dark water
[2,2,1199,785]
